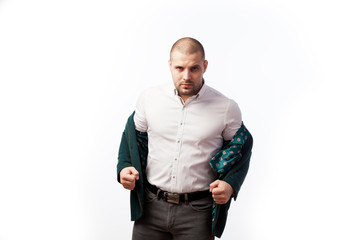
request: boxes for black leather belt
[146,181,212,204]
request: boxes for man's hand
[120,167,139,190]
[209,180,234,204]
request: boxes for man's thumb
[130,167,139,180]
[209,180,220,192]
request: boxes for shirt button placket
[171,105,186,191]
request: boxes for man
[117,37,252,239]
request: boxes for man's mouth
[181,83,192,88]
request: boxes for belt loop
[156,189,161,200]
[184,193,189,205]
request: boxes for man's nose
[183,69,191,80]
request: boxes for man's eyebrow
[173,64,200,68]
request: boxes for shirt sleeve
[134,90,148,132]
[222,99,242,141]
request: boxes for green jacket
[117,112,253,238]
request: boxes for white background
[1,0,359,239]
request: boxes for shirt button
[174,158,177,161]
[177,140,180,143]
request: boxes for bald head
[170,37,205,61]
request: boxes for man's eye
[176,67,183,70]
[191,67,198,71]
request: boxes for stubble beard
[176,80,204,97]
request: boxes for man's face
[169,50,208,101]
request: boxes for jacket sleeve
[116,129,133,183]
[222,131,252,200]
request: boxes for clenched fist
[209,180,234,204]
[120,167,139,190]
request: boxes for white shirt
[134,82,242,193]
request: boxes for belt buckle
[165,192,180,204]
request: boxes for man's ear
[203,60,208,73]
[168,59,171,68]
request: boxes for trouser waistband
[145,181,212,205]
